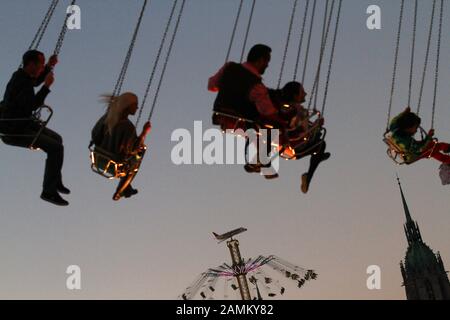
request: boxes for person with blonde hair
[91,92,151,200]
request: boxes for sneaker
[244,164,261,173]
[123,186,138,198]
[264,173,279,180]
[321,152,331,161]
[112,192,122,201]
[301,174,310,194]
[40,192,69,206]
[57,184,71,195]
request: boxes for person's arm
[35,55,58,87]
[135,121,151,149]
[416,129,434,153]
[34,66,51,87]
[249,84,289,128]
[119,121,150,155]
[412,138,430,155]
[208,63,230,92]
[249,84,279,116]
[12,78,51,115]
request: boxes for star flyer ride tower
[181,228,318,300]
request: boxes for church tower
[397,178,450,300]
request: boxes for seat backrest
[93,146,122,162]
[383,132,417,164]
[383,132,404,153]
[212,112,253,132]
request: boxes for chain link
[307,0,334,111]
[225,0,244,63]
[417,0,436,115]
[294,0,310,81]
[302,0,317,84]
[147,0,186,122]
[135,0,179,127]
[112,0,149,98]
[29,0,59,51]
[431,0,443,129]
[277,0,298,89]
[53,0,77,56]
[312,0,330,108]
[240,0,256,63]
[407,0,418,108]
[321,0,342,115]
[386,0,404,130]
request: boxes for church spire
[396,175,422,245]
[397,177,450,300]
[397,175,413,224]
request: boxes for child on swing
[389,107,450,163]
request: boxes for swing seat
[0,105,53,150]
[291,127,326,160]
[383,131,420,165]
[383,130,437,165]
[212,109,260,133]
[212,109,282,137]
[213,110,291,164]
[89,145,147,179]
[278,127,326,160]
[212,111,250,132]
[279,111,327,160]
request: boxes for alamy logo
[171,121,280,174]
[366,265,381,290]
[66,265,81,290]
[366,5,381,30]
[66,5,81,30]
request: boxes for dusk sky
[0,0,449,299]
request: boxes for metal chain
[240,0,256,63]
[29,0,59,50]
[321,0,342,115]
[53,0,77,56]
[147,0,186,121]
[225,0,244,63]
[307,0,334,111]
[417,0,436,115]
[135,0,178,127]
[302,0,317,84]
[431,0,443,129]
[407,0,418,107]
[386,0,405,130]
[313,0,330,108]
[277,0,298,89]
[294,0,310,81]
[112,0,149,98]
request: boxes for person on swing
[270,81,331,193]
[389,107,450,164]
[91,92,151,201]
[0,50,70,206]
[208,44,287,178]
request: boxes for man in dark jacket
[0,50,69,206]
[208,44,286,178]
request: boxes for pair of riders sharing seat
[208,44,330,193]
